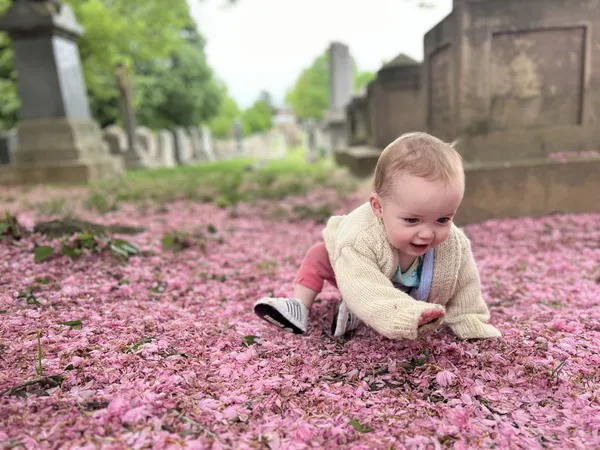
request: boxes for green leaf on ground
[242,335,261,347]
[34,246,54,263]
[111,239,139,259]
[349,418,373,433]
[58,320,83,330]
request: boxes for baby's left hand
[418,308,444,327]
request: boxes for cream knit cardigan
[322,202,502,341]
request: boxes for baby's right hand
[418,308,445,327]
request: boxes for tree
[242,97,273,135]
[285,49,377,121]
[355,71,376,92]
[0,0,223,129]
[0,0,17,130]
[285,52,329,121]
[134,22,223,129]
[209,95,242,138]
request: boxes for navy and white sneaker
[254,297,309,334]
[331,298,362,337]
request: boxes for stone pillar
[0,0,123,184]
[200,126,216,162]
[304,119,318,163]
[324,42,353,155]
[0,130,17,165]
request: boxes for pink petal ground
[0,186,599,449]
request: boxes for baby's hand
[418,308,445,327]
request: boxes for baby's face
[370,174,464,257]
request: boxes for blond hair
[373,132,464,199]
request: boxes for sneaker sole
[254,304,305,334]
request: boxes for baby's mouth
[410,243,428,251]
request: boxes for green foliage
[285,49,379,120]
[355,71,376,91]
[209,96,242,138]
[242,98,273,135]
[0,211,24,240]
[0,0,223,129]
[0,0,18,129]
[32,231,140,263]
[134,25,223,129]
[34,245,54,263]
[285,52,329,121]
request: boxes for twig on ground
[0,376,60,397]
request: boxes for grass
[84,147,360,212]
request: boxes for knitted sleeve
[334,244,446,340]
[443,235,502,340]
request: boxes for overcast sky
[187,0,452,108]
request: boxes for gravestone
[324,42,353,155]
[232,119,245,154]
[424,0,600,161]
[0,130,17,165]
[200,126,216,162]
[304,119,318,163]
[0,0,123,184]
[157,129,177,167]
[115,64,152,169]
[172,127,193,165]
[421,0,600,223]
[188,127,206,162]
[136,126,159,164]
[366,54,424,148]
[102,125,127,156]
[346,90,369,146]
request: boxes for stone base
[334,145,600,224]
[334,145,381,178]
[456,157,600,225]
[0,157,123,185]
[324,111,347,155]
[0,118,124,184]
[122,147,157,170]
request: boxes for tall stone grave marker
[200,126,216,162]
[0,130,17,165]
[324,42,353,155]
[115,63,152,169]
[0,0,123,184]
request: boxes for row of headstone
[101,125,216,170]
[0,122,291,170]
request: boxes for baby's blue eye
[404,218,419,224]
[437,218,450,224]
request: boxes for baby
[254,132,501,341]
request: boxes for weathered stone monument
[304,119,318,163]
[423,0,600,222]
[0,0,123,184]
[367,54,424,149]
[115,63,153,169]
[336,53,427,177]
[346,90,369,147]
[424,0,600,160]
[200,126,216,162]
[157,129,177,167]
[0,130,17,165]
[333,0,600,222]
[324,42,353,155]
[172,127,194,165]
